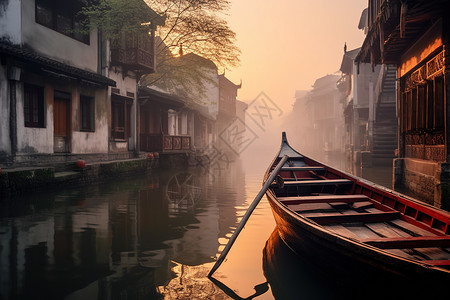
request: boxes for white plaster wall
[71,89,109,154]
[189,68,219,119]
[201,70,219,118]
[168,110,177,135]
[0,65,11,155]
[21,0,98,73]
[180,112,188,135]
[354,63,380,107]
[0,0,22,44]
[16,83,54,154]
[71,123,108,154]
[108,70,137,96]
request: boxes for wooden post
[208,154,289,277]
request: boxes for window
[80,95,95,132]
[35,0,89,44]
[111,96,132,140]
[24,83,45,128]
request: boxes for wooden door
[54,92,70,152]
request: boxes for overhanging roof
[355,0,449,65]
[340,48,360,74]
[138,86,185,108]
[0,41,116,86]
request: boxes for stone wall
[0,157,159,196]
[394,158,450,209]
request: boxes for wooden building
[355,0,450,208]
[0,0,164,168]
[138,87,191,153]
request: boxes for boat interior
[270,155,450,270]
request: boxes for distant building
[283,90,311,154]
[217,74,241,155]
[138,87,191,153]
[338,7,397,167]
[140,53,220,154]
[356,0,450,208]
[304,74,344,158]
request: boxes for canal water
[0,136,422,299]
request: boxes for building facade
[305,74,344,159]
[217,74,241,155]
[0,0,164,168]
[356,0,450,208]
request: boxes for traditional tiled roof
[138,85,185,107]
[0,41,116,86]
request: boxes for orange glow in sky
[225,0,367,112]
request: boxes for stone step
[371,154,396,160]
[373,138,396,143]
[54,171,81,181]
[373,142,397,148]
[373,139,397,145]
[372,148,396,154]
[373,131,397,137]
[373,137,397,142]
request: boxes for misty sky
[225,0,367,112]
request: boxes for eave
[0,42,116,86]
[355,0,449,65]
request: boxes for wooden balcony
[140,134,191,152]
[111,31,155,74]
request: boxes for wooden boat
[264,132,450,283]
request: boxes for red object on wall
[153,152,159,158]
[77,160,86,168]
[147,153,154,159]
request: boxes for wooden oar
[208,154,289,277]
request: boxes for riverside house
[0,0,164,169]
[355,0,450,209]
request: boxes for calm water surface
[1,149,414,299]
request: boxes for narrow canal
[0,138,423,299]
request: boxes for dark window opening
[80,95,95,132]
[401,76,445,133]
[111,99,132,140]
[24,83,45,128]
[35,0,89,44]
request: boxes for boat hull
[263,229,447,299]
[264,132,450,285]
[267,193,450,286]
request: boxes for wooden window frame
[111,97,132,141]
[35,0,90,44]
[80,95,95,132]
[24,83,45,128]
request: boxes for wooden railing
[111,31,155,73]
[404,131,445,162]
[140,134,191,152]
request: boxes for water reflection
[0,163,248,299]
[263,228,445,300]
[0,149,424,300]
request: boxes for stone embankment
[0,155,159,196]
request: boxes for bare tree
[81,0,240,95]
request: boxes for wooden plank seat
[352,201,374,210]
[421,260,450,266]
[361,236,450,249]
[279,194,370,205]
[281,166,325,172]
[288,202,335,212]
[279,179,353,187]
[308,211,400,225]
